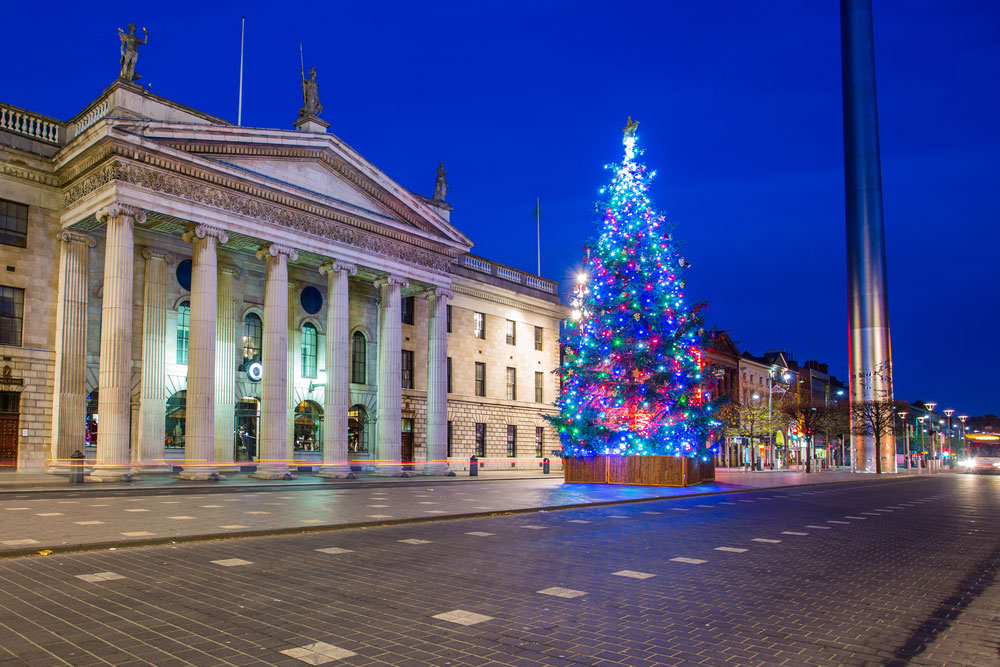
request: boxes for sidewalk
[0,469,930,558]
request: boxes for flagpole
[536,196,541,275]
[237,16,245,126]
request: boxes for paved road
[0,474,996,666]
[0,471,899,556]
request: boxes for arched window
[176,301,190,364]
[301,323,317,378]
[348,404,369,453]
[243,313,262,366]
[294,400,323,451]
[351,331,366,384]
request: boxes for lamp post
[958,415,968,458]
[943,409,954,458]
[896,410,909,473]
[924,402,937,457]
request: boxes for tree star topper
[623,116,639,136]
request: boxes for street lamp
[944,409,954,457]
[896,411,910,473]
[958,415,969,457]
[924,402,937,457]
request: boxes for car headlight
[959,459,976,467]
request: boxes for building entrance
[401,417,414,470]
[0,391,19,470]
[235,398,259,461]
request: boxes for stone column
[286,280,297,462]
[317,260,356,478]
[135,247,172,474]
[214,264,240,469]
[375,275,408,476]
[177,225,227,480]
[251,243,298,480]
[424,287,452,475]
[49,230,96,472]
[90,203,145,482]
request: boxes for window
[301,323,318,378]
[300,286,323,314]
[348,405,368,453]
[401,296,414,325]
[447,357,452,393]
[535,371,544,403]
[351,331,367,384]
[401,350,414,389]
[176,300,190,364]
[0,199,28,248]
[473,312,485,339]
[446,304,452,333]
[242,313,262,365]
[506,425,517,457]
[0,286,24,346]
[447,421,453,457]
[534,326,543,351]
[535,427,544,457]
[506,367,517,400]
[475,362,486,397]
[475,422,486,457]
[506,319,516,345]
[176,259,192,291]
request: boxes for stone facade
[0,81,567,478]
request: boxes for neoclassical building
[0,79,567,479]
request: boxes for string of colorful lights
[549,119,717,459]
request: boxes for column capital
[96,203,146,225]
[423,286,454,301]
[374,274,409,290]
[141,246,173,262]
[256,243,298,262]
[319,260,358,277]
[219,264,242,279]
[182,224,229,244]
[57,229,97,247]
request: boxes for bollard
[469,455,478,476]
[70,449,85,484]
[542,457,550,474]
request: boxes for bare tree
[780,400,831,473]
[851,400,899,474]
[718,387,774,468]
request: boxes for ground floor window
[447,421,453,457]
[85,390,98,446]
[506,425,517,457]
[535,426,544,457]
[294,400,323,451]
[165,390,186,449]
[475,422,486,457]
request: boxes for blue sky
[5,1,998,416]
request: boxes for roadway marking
[613,570,656,579]
[121,531,155,537]
[781,531,809,536]
[640,511,662,515]
[845,516,867,520]
[715,547,748,553]
[521,525,547,530]
[167,516,196,520]
[75,572,125,583]
[124,509,150,512]
[752,538,781,543]
[74,521,103,525]
[398,539,432,545]
[465,532,495,537]
[670,557,707,564]
[36,513,63,517]
[538,587,587,598]
[1,539,40,546]
[280,642,356,663]
[315,547,353,554]
[568,520,592,524]
[805,525,831,529]
[211,559,253,567]
[368,514,392,519]
[433,609,494,626]
[827,520,851,525]
[219,525,248,529]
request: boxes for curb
[0,474,930,560]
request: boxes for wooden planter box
[563,454,715,487]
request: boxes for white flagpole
[536,196,541,275]
[237,16,245,126]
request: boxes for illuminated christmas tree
[551,118,716,458]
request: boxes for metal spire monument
[841,0,895,473]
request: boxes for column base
[371,465,404,477]
[315,465,354,479]
[174,470,226,481]
[132,464,173,475]
[421,463,450,476]
[249,470,298,480]
[86,468,141,483]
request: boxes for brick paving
[0,474,996,665]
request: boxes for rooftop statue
[118,24,148,81]
[434,162,448,201]
[300,67,323,118]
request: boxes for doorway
[0,391,19,470]
[235,398,259,461]
[401,418,414,470]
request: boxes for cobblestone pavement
[0,471,905,556]
[0,474,997,666]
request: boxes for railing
[457,254,558,295]
[0,104,61,144]
[72,100,109,136]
